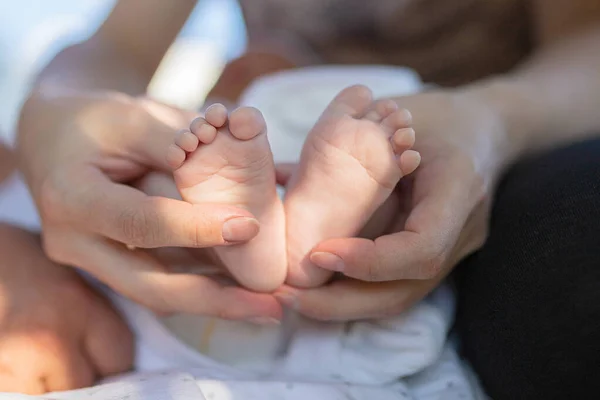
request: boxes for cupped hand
[17,90,282,320]
[274,89,512,321]
[0,224,132,394]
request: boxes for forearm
[468,25,600,163]
[31,0,197,97]
[33,37,152,96]
[17,37,152,186]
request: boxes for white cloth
[105,283,476,400]
[240,65,422,164]
[0,65,484,399]
[0,172,40,231]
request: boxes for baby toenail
[310,252,345,272]
[222,217,260,243]
[393,128,415,146]
[399,109,413,124]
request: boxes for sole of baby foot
[284,85,420,288]
[170,104,287,292]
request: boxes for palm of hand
[278,91,505,321]
[371,91,500,279]
[381,140,490,279]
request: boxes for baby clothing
[0,66,484,399]
[87,283,474,400]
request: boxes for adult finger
[57,94,189,174]
[310,163,481,280]
[122,97,199,171]
[137,96,199,126]
[151,246,223,272]
[47,166,260,248]
[275,278,441,321]
[71,236,283,321]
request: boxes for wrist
[461,77,541,169]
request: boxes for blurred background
[0,0,247,142]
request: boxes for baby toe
[382,109,413,131]
[391,128,416,154]
[174,129,199,152]
[327,85,373,118]
[364,99,399,122]
[229,107,266,140]
[204,103,228,128]
[166,144,186,169]
[190,118,218,143]
[397,150,421,176]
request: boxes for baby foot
[167,104,286,292]
[284,85,421,288]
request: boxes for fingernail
[222,217,260,243]
[247,317,281,326]
[274,292,299,310]
[310,252,345,272]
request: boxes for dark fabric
[238,0,532,86]
[456,138,600,400]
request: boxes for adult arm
[36,0,196,93]
[18,0,282,320]
[280,0,600,320]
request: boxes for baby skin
[284,85,421,287]
[167,85,419,292]
[167,105,287,292]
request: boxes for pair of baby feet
[166,85,420,292]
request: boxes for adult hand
[206,52,298,105]
[17,90,282,321]
[0,224,132,394]
[206,34,319,104]
[275,89,512,321]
